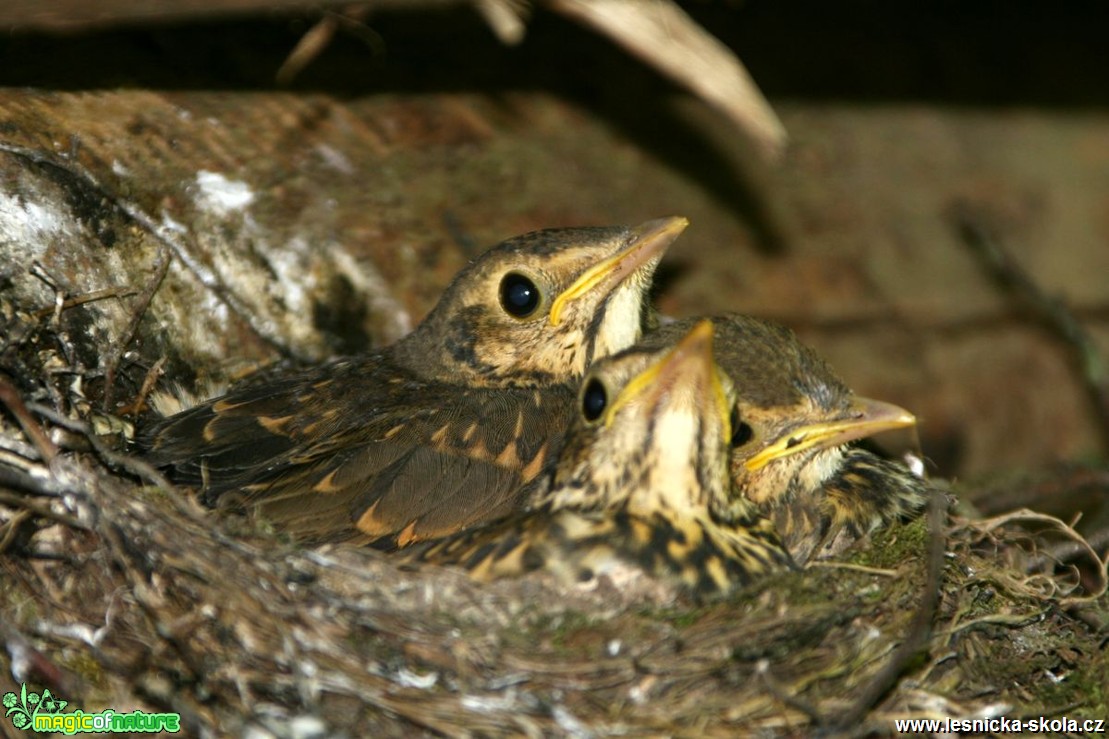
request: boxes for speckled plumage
[141,218,688,546]
[642,315,930,563]
[407,321,795,598]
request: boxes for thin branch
[970,508,1108,603]
[26,403,176,493]
[0,509,33,554]
[30,286,139,318]
[807,561,899,578]
[0,490,88,530]
[117,356,168,417]
[102,246,170,411]
[951,200,1109,453]
[0,374,59,462]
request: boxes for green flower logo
[4,683,68,730]
[40,691,67,713]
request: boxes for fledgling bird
[640,315,930,563]
[406,320,795,598]
[141,217,689,546]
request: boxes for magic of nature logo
[3,683,180,734]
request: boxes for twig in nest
[1042,527,1109,570]
[28,262,65,327]
[26,403,175,494]
[807,561,899,578]
[970,508,1108,604]
[0,490,87,532]
[0,509,32,554]
[756,658,824,723]
[0,374,58,462]
[30,286,139,318]
[548,0,786,162]
[0,464,67,497]
[117,356,168,418]
[936,610,1046,638]
[950,201,1109,453]
[22,402,249,558]
[101,246,170,412]
[827,488,947,730]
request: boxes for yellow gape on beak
[549,216,689,327]
[602,319,721,428]
[744,397,916,471]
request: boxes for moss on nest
[1,298,1107,737]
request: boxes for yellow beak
[743,397,916,471]
[549,216,689,326]
[604,319,721,426]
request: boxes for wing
[140,355,576,545]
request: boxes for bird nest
[2,290,1107,738]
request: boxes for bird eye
[581,378,607,422]
[499,272,541,318]
[729,407,754,447]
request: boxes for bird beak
[743,396,917,471]
[605,319,721,426]
[549,216,689,326]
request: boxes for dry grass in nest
[1,311,1107,738]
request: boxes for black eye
[582,378,607,422]
[730,407,753,447]
[499,272,541,318]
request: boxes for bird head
[395,217,688,386]
[541,319,739,520]
[645,315,917,510]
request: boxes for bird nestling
[140,217,689,546]
[640,315,930,563]
[406,320,796,599]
